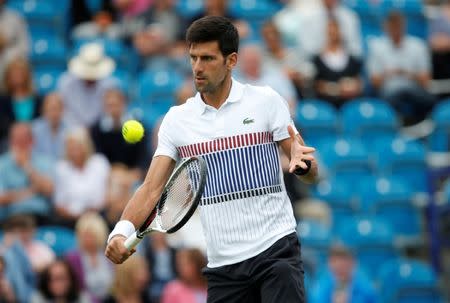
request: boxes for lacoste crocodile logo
[243,118,254,125]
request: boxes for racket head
[156,156,207,233]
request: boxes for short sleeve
[266,87,295,142]
[153,109,179,161]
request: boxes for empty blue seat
[229,0,282,21]
[357,175,422,237]
[317,137,373,179]
[136,69,183,103]
[378,259,441,303]
[30,37,67,70]
[295,99,339,148]
[340,98,398,146]
[35,226,77,257]
[297,220,332,268]
[338,216,397,277]
[176,0,203,19]
[33,68,64,96]
[376,137,428,192]
[311,178,357,227]
[429,98,450,152]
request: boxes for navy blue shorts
[203,232,306,303]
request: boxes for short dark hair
[186,16,239,56]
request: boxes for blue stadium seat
[176,0,204,19]
[297,220,332,270]
[35,226,77,257]
[30,36,67,70]
[136,69,183,103]
[311,178,357,227]
[317,137,373,179]
[229,0,282,22]
[378,259,441,303]
[33,68,64,96]
[295,99,339,148]
[376,137,428,192]
[357,176,422,237]
[340,98,399,147]
[429,98,450,152]
[337,216,397,277]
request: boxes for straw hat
[69,43,115,80]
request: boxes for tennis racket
[124,156,207,251]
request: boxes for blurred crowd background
[0,0,450,302]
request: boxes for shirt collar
[193,78,245,115]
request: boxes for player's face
[189,41,236,94]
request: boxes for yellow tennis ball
[122,120,144,143]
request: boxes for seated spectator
[311,245,377,303]
[112,0,153,42]
[0,0,29,93]
[0,255,16,303]
[293,0,362,58]
[102,164,135,230]
[368,11,435,124]
[54,128,110,226]
[57,43,118,127]
[0,58,43,146]
[104,254,152,303]
[429,0,450,80]
[313,18,363,107]
[91,89,148,176]
[0,123,54,222]
[72,10,123,41]
[188,0,250,40]
[32,93,69,160]
[31,259,92,303]
[2,214,55,274]
[161,248,207,303]
[261,20,315,99]
[235,43,297,113]
[66,212,113,302]
[144,233,177,302]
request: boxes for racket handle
[124,232,142,251]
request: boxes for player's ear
[226,52,237,70]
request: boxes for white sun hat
[68,43,115,80]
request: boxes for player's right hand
[105,235,135,264]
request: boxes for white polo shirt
[155,78,297,267]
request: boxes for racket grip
[124,232,142,251]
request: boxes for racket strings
[158,160,202,230]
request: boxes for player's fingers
[302,154,315,161]
[287,125,296,141]
[301,146,316,153]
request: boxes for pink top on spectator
[161,280,207,303]
[116,0,152,17]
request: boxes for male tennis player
[105,16,318,302]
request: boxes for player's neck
[201,76,232,110]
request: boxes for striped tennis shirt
[154,78,297,268]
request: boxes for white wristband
[107,220,136,243]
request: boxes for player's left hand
[287,125,316,173]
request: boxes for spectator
[104,254,152,303]
[72,10,123,41]
[32,93,69,160]
[429,0,450,80]
[66,213,113,302]
[31,259,92,303]
[311,245,377,303]
[0,123,54,222]
[101,164,135,230]
[295,0,362,58]
[235,43,297,113]
[54,128,110,226]
[368,11,435,124]
[57,43,118,127]
[112,0,153,42]
[0,255,17,303]
[144,233,177,302]
[161,248,207,303]
[188,0,250,40]
[0,0,29,93]
[313,18,363,107]
[91,88,148,176]
[2,214,55,274]
[0,58,43,147]
[261,20,315,99]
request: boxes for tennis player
[105,16,318,302]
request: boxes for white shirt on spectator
[54,154,110,216]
